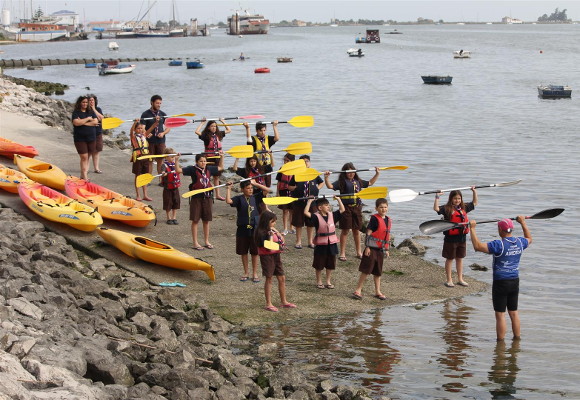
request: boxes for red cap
[498,218,514,232]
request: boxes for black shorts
[132,159,150,175]
[291,201,315,228]
[189,197,213,222]
[339,205,362,230]
[492,278,519,312]
[442,241,467,259]
[236,235,258,255]
[162,188,181,211]
[312,252,336,271]
[260,253,284,277]
[358,248,384,276]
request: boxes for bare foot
[143,196,153,201]
[136,197,142,201]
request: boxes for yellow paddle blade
[278,159,307,174]
[263,196,297,206]
[286,115,314,128]
[356,186,388,199]
[264,240,280,251]
[171,113,196,117]
[181,186,214,199]
[137,154,167,160]
[102,117,125,130]
[294,168,321,182]
[284,141,312,155]
[379,165,408,171]
[226,145,254,158]
[135,173,158,188]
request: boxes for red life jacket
[130,133,149,162]
[258,231,284,255]
[277,173,293,192]
[448,207,469,235]
[163,161,181,189]
[190,167,212,197]
[365,214,391,251]
[204,133,222,154]
[313,212,339,246]
[248,168,265,186]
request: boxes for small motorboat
[254,67,270,73]
[14,154,67,190]
[168,60,183,66]
[98,63,136,75]
[84,63,97,68]
[538,84,572,99]
[186,60,204,69]
[453,50,471,59]
[347,48,365,57]
[421,75,453,84]
[0,137,39,158]
[277,57,293,63]
[108,41,119,51]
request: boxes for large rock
[396,238,426,255]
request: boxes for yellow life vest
[131,134,149,162]
[254,135,271,166]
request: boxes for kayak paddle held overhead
[294,166,408,182]
[164,115,265,129]
[136,145,254,161]
[263,186,388,206]
[388,179,522,203]
[217,115,314,128]
[255,142,312,156]
[102,113,196,130]
[419,208,564,235]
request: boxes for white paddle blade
[388,189,419,203]
[264,240,280,251]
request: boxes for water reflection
[488,340,520,399]
[436,299,474,393]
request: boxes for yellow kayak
[65,177,156,227]
[97,227,216,281]
[0,163,33,193]
[14,154,67,191]
[18,181,103,232]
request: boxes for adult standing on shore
[244,120,279,187]
[141,95,171,180]
[71,95,99,180]
[88,94,104,174]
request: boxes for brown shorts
[206,156,223,175]
[358,248,384,276]
[95,134,103,152]
[236,235,258,255]
[312,252,336,271]
[260,253,284,277]
[339,205,362,230]
[74,140,96,155]
[189,197,213,222]
[162,188,181,211]
[148,142,166,156]
[132,159,149,175]
[442,241,467,259]
[291,201,315,228]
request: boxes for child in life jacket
[130,118,157,201]
[226,180,270,283]
[244,120,280,187]
[233,155,271,214]
[304,196,345,289]
[433,187,478,288]
[161,148,182,224]
[254,211,296,312]
[276,153,296,235]
[195,118,231,200]
[352,198,391,301]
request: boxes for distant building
[49,10,78,26]
[87,20,123,30]
[502,16,523,24]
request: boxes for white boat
[98,63,136,76]
[227,10,269,35]
[1,23,68,42]
[347,48,365,57]
[108,41,119,51]
[453,50,471,59]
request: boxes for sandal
[252,278,261,283]
[94,170,103,174]
[280,303,297,309]
[240,276,249,282]
[325,284,335,289]
[294,244,303,249]
[339,256,347,261]
[192,246,205,251]
[444,282,455,288]
[265,305,279,312]
[352,292,363,300]
[204,244,214,249]
[374,294,387,300]
[316,284,325,289]
[457,281,469,287]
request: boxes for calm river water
[3,24,579,398]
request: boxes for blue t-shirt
[487,237,529,280]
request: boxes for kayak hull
[0,164,33,193]
[65,177,156,227]
[14,154,67,191]
[97,227,216,280]
[18,182,103,231]
[0,137,39,158]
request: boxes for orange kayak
[65,177,156,227]
[0,164,33,193]
[0,137,39,158]
[14,154,67,191]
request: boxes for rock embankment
[0,204,379,400]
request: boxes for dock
[0,57,179,69]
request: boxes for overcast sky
[2,1,579,24]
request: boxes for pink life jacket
[313,212,339,246]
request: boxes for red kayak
[0,137,38,158]
[254,67,270,73]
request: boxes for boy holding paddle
[244,120,279,187]
[141,95,171,181]
[469,217,532,341]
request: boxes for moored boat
[98,63,136,75]
[96,227,216,280]
[453,50,471,58]
[421,75,453,84]
[168,60,183,66]
[18,182,103,232]
[347,48,365,57]
[537,84,572,99]
[14,154,67,190]
[0,164,33,193]
[0,137,39,158]
[64,177,156,227]
[85,63,97,68]
[254,67,270,73]
[186,60,204,69]
[277,57,293,63]
[108,41,119,51]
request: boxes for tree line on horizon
[537,8,570,22]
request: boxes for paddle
[136,145,254,161]
[294,165,408,182]
[102,113,197,130]
[164,115,265,129]
[255,142,312,156]
[181,159,307,199]
[136,173,163,188]
[263,186,388,205]
[419,208,564,235]
[264,240,280,251]
[388,179,522,203]
[217,115,314,128]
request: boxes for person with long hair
[195,118,231,200]
[71,96,99,180]
[433,188,478,287]
[254,211,296,312]
[325,162,380,260]
[87,94,104,174]
[276,153,296,235]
